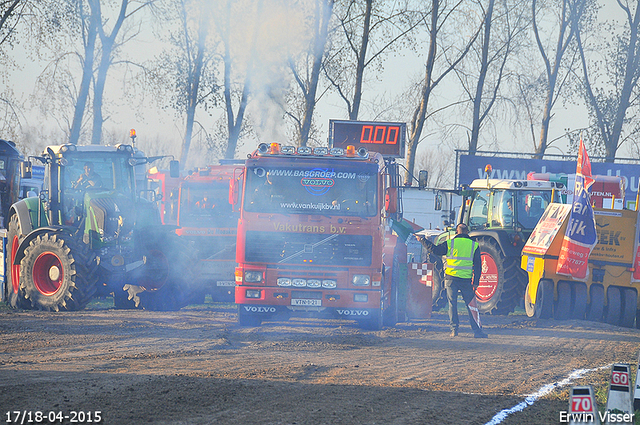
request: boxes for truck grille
[245,231,372,267]
[186,236,236,261]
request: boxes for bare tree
[211,0,263,159]
[181,5,209,165]
[531,0,587,158]
[404,0,482,185]
[69,1,98,145]
[90,0,154,145]
[455,0,529,153]
[576,0,640,161]
[325,0,421,120]
[287,0,334,147]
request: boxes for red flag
[556,140,598,280]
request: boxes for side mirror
[384,187,397,214]
[21,161,32,179]
[169,160,180,178]
[229,178,239,210]
[418,170,428,189]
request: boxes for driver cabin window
[468,190,489,230]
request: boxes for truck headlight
[322,279,337,289]
[244,271,263,283]
[352,274,371,286]
[292,278,306,287]
[307,279,321,288]
[277,277,291,286]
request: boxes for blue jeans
[445,276,481,333]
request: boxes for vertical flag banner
[556,140,598,280]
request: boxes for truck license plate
[291,299,322,307]
[216,281,235,287]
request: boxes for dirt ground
[1,302,639,425]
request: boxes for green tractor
[6,143,195,311]
[424,177,564,315]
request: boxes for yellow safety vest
[445,237,478,279]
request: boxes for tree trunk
[405,0,438,185]
[298,0,334,147]
[90,0,129,146]
[349,0,372,121]
[469,0,494,154]
[181,19,207,166]
[604,2,640,162]
[69,9,98,145]
[91,39,112,145]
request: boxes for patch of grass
[87,296,114,309]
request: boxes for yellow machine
[521,203,640,328]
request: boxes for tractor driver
[73,162,103,190]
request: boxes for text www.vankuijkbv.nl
[280,202,341,211]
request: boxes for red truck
[148,164,242,302]
[232,121,408,328]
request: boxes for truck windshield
[179,182,237,227]
[63,154,134,195]
[243,162,378,217]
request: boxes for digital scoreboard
[329,120,406,158]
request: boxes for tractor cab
[463,179,563,234]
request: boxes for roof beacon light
[484,164,493,176]
[257,143,269,155]
[269,142,281,155]
[346,145,356,157]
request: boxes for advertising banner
[555,141,598,280]
[458,154,640,203]
[523,203,571,256]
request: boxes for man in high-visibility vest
[417,223,488,338]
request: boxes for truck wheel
[535,279,554,319]
[428,253,446,311]
[604,286,621,326]
[571,282,587,320]
[554,281,571,320]
[21,233,97,311]
[238,306,262,326]
[586,284,604,322]
[135,234,195,311]
[5,215,29,309]
[383,254,400,327]
[620,288,637,328]
[474,237,524,315]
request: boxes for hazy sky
[4,0,627,170]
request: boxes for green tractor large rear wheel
[21,232,98,311]
[5,215,30,309]
[474,237,526,315]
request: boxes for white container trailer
[401,187,462,231]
